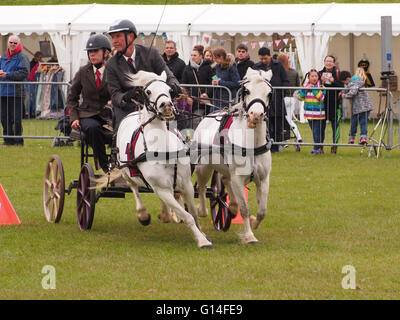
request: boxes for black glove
[169,83,182,99]
[122,87,142,104]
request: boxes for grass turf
[1,118,399,299]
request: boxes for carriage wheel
[209,171,232,232]
[76,163,96,230]
[43,154,65,223]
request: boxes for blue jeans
[350,111,370,138]
[308,119,326,150]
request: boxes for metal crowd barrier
[268,86,395,154]
[0,81,71,144]
[1,80,397,155]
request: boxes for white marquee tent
[1,3,400,82]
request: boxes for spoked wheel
[77,163,96,230]
[209,171,232,232]
[43,155,65,223]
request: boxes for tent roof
[0,4,93,35]
[188,3,333,36]
[314,3,400,36]
[1,3,400,36]
[69,4,210,34]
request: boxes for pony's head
[240,68,273,128]
[132,70,176,121]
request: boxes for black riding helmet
[85,34,112,52]
[107,19,137,55]
[85,34,111,69]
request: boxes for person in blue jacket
[211,47,240,111]
[0,35,30,146]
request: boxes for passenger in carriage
[105,19,181,130]
[67,34,112,173]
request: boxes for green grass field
[1,118,399,299]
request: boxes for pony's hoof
[250,215,259,229]
[200,244,213,249]
[157,213,170,223]
[196,204,208,218]
[139,215,151,226]
[247,240,259,245]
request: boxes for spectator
[0,35,30,146]
[297,69,325,155]
[67,34,112,173]
[253,47,289,153]
[277,53,302,143]
[319,55,344,154]
[162,40,186,82]
[212,47,240,110]
[181,45,214,123]
[30,51,43,71]
[339,68,373,145]
[235,43,254,80]
[25,51,43,118]
[204,47,216,72]
[174,87,193,131]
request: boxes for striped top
[298,81,325,120]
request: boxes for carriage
[43,68,273,247]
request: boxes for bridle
[239,75,273,117]
[138,78,176,120]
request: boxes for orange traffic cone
[227,186,248,224]
[0,184,21,225]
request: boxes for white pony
[194,68,273,244]
[97,70,212,248]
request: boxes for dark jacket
[286,68,300,97]
[162,52,186,83]
[253,59,289,117]
[181,59,214,103]
[318,66,344,120]
[67,63,111,124]
[105,44,179,127]
[215,63,240,106]
[0,50,30,97]
[235,57,254,80]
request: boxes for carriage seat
[69,125,114,146]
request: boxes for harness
[123,121,189,191]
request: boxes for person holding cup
[318,55,344,154]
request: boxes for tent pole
[349,33,354,74]
[311,23,316,68]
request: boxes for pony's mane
[240,72,266,85]
[132,70,163,87]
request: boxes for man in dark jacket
[162,40,185,83]
[105,19,180,130]
[0,35,30,146]
[235,44,254,80]
[253,47,289,152]
[68,34,112,173]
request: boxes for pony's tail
[90,168,123,190]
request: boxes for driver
[67,34,112,173]
[105,19,181,130]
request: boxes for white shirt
[92,65,105,80]
[123,46,137,69]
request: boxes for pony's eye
[146,90,151,95]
